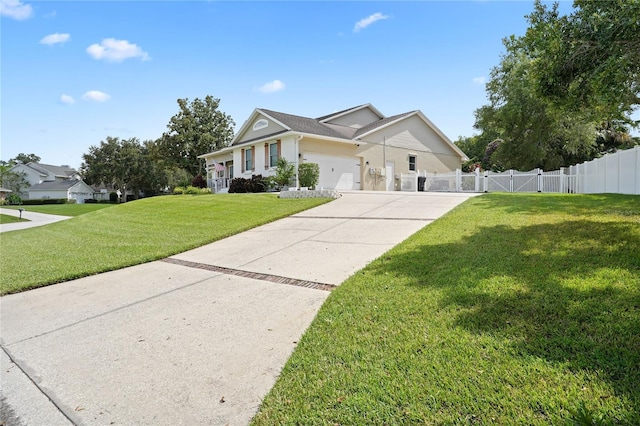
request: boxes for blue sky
[1,0,575,169]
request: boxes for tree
[0,164,29,193]
[158,96,235,177]
[472,0,638,170]
[9,153,41,165]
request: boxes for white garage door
[303,152,361,190]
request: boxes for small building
[9,162,95,203]
[199,104,467,192]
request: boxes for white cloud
[1,0,34,20]
[82,90,110,102]
[353,12,389,33]
[60,94,75,104]
[86,38,150,62]
[257,80,285,94]
[40,33,70,45]
[472,76,486,85]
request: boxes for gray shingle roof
[30,180,80,190]
[260,109,349,139]
[315,104,368,122]
[353,111,416,139]
[26,162,77,177]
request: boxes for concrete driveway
[0,191,479,426]
[0,208,72,233]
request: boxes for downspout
[296,134,303,188]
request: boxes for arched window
[253,119,268,131]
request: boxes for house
[199,104,467,192]
[28,180,96,203]
[9,162,95,203]
[0,187,12,201]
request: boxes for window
[269,143,279,167]
[245,148,253,171]
[253,119,268,131]
[409,155,416,172]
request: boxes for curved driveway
[0,208,72,233]
[0,191,479,425]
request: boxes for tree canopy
[471,0,639,171]
[157,95,235,177]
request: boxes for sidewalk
[0,192,479,425]
[0,208,72,233]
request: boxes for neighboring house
[199,104,467,191]
[0,187,12,201]
[8,162,95,203]
[29,180,96,204]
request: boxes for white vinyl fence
[399,145,640,195]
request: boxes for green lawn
[0,194,329,295]
[0,214,29,224]
[252,193,640,425]
[3,203,114,217]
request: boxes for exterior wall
[323,107,381,128]
[233,135,297,178]
[10,164,44,186]
[235,115,287,144]
[28,189,69,200]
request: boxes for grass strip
[252,193,640,425]
[3,203,114,217]
[0,194,329,295]
[0,214,29,224]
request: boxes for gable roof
[30,180,82,191]
[17,162,78,178]
[213,104,466,161]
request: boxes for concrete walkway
[0,208,72,233]
[0,191,479,425]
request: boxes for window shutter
[265,143,269,169]
[241,149,245,173]
[251,146,256,171]
[277,140,281,159]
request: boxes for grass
[0,214,29,224]
[0,194,329,295]
[252,193,640,425]
[3,203,114,216]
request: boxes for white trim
[318,103,385,123]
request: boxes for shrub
[274,158,295,189]
[191,174,207,189]
[6,194,22,205]
[228,175,269,193]
[298,163,319,189]
[174,186,211,195]
[109,192,119,203]
[21,198,67,205]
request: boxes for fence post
[559,167,565,193]
[483,171,488,192]
[509,170,514,192]
[475,167,480,193]
[537,168,542,192]
[455,169,461,192]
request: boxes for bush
[109,192,119,203]
[228,175,269,193]
[6,194,22,205]
[298,163,320,189]
[21,198,68,205]
[274,158,296,189]
[173,186,211,195]
[191,174,207,189]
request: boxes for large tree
[0,164,29,194]
[9,153,41,165]
[80,137,166,199]
[474,0,638,170]
[158,95,235,177]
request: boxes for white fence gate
[399,145,640,195]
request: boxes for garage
[302,152,361,190]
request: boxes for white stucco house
[199,104,467,192]
[9,162,95,203]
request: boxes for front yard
[0,194,329,295]
[252,193,640,424]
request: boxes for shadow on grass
[367,208,640,416]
